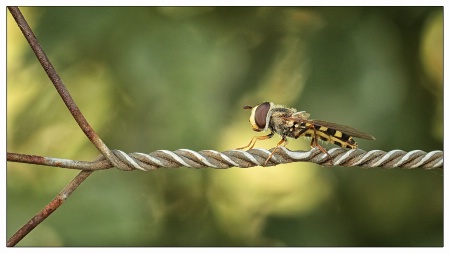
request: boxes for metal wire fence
[6,6,443,247]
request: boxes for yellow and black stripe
[299,123,357,149]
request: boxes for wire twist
[96,147,443,171]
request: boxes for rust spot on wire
[7,6,128,171]
[7,171,92,247]
[7,153,46,165]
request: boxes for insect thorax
[268,108,300,139]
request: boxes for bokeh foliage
[7,7,442,246]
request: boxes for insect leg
[309,125,333,162]
[296,126,309,137]
[264,137,287,166]
[237,132,274,150]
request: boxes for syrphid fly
[238,102,375,165]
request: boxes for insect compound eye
[254,102,270,129]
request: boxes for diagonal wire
[7,6,131,171]
[7,6,128,246]
[6,170,93,247]
[7,147,444,171]
[6,6,443,247]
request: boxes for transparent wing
[291,111,310,120]
[306,119,375,140]
[283,116,375,140]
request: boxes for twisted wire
[95,147,442,171]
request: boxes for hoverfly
[238,102,375,165]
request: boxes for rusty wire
[7,6,120,246]
[7,147,444,171]
[6,170,93,247]
[6,6,443,247]
[7,6,131,171]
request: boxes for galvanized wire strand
[8,148,443,171]
[91,147,442,171]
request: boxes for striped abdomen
[297,123,358,149]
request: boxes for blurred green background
[7,7,442,246]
